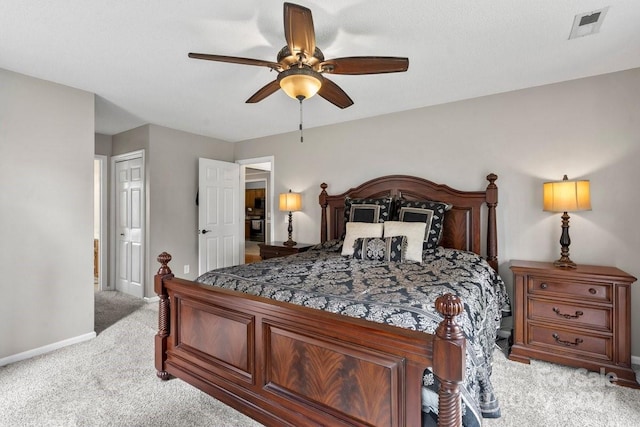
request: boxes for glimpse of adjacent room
[244,167,269,263]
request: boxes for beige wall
[147,124,234,293]
[112,125,149,157]
[234,68,640,356]
[0,69,95,360]
[94,133,112,156]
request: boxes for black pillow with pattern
[344,196,394,226]
[352,236,407,262]
[395,200,451,250]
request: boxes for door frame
[110,150,146,296]
[236,156,276,252]
[94,155,108,291]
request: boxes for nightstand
[258,242,314,260]
[509,260,638,388]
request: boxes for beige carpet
[485,347,640,426]
[1,292,639,426]
[0,293,262,427]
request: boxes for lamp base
[284,210,296,247]
[553,257,577,269]
[554,211,577,269]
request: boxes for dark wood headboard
[318,174,498,270]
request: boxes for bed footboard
[154,253,465,427]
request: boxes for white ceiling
[1,1,639,142]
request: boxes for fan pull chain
[299,97,304,143]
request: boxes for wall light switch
[184,265,190,274]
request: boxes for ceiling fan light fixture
[277,67,323,100]
[189,3,408,108]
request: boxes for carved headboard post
[155,252,174,381]
[485,174,498,271]
[319,183,328,243]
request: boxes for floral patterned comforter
[197,240,510,426]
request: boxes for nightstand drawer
[528,277,611,302]
[261,246,297,258]
[528,299,611,331]
[528,324,612,361]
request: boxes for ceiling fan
[188,2,409,109]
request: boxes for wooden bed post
[155,252,174,380]
[319,182,328,243]
[485,173,498,271]
[433,294,465,427]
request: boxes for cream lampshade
[279,190,302,246]
[543,175,591,268]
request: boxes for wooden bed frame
[154,173,499,427]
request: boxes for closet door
[114,155,144,298]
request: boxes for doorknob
[200,229,212,234]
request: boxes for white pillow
[341,222,384,256]
[383,221,427,262]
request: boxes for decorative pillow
[353,236,407,262]
[341,222,384,256]
[383,221,427,262]
[395,200,452,250]
[344,197,394,225]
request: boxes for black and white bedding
[197,241,510,427]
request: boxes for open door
[198,158,241,275]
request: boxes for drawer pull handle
[540,283,548,289]
[552,333,584,347]
[589,288,597,295]
[552,307,584,319]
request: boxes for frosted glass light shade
[277,67,322,100]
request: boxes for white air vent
[569,7,609,39]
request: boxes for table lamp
[543,175,591,268]
[279,190,302,246]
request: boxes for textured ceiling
[1,1,639,142]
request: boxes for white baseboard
[0,332,96,367]
[497,329,511,339]
[144,295,159,303]
[631,355,640,366]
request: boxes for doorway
[94,156,107,291]
[244,178,266,263]
[237,157,274,264]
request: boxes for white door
[199,158,241,275]
[115,156,144,298]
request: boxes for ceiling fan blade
[188,53,281,70]
[283,3,316,59]
[246,80,281,103]
[320,57,409,75]
[317,77,354,109]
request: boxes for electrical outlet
[184,265,190,274]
